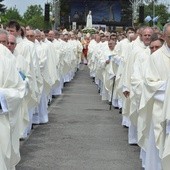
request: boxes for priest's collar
[109,48,114,52]
[16,36,23,44]
[109,49,117,55]
[165,42,170,52]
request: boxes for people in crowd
[0,20,81,169]
[1,17,170,170]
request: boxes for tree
[3,7,21,21]
[22,5,45,29]
[23,5,43,21]
[144,2,170,26]
[26,15,45,29]
[0,0,6,14]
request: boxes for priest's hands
[123,91,130,98]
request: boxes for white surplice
[139,43,170,169]
[0,44,26,169]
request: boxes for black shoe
[52,95,57,99]
[119,108,122,114]
[48,100,51,106]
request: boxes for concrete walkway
[16,65,142,170]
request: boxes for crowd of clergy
[0,20,84,170]
[87,23,170,170]
[1,19,170,170]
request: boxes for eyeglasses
[8,42,15,45]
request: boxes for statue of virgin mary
[86,11,92,28]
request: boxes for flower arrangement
[82,27,97,34]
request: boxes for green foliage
[0,0,6,13]
[26,15,45,29]
[0,2,50,29]
[22,5,47,29]
[144,2,170,26]
[23,5,43,21]
[3,7,21,21]
[82,28,97,34]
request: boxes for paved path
[16,65,142,170]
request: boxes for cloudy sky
[3,0,47,15]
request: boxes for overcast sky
[3,0,48,15]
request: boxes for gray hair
[163,23,170,34]
[141,26,153,33]
[34,29,41,35]
[0,28,9,37]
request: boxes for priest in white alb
[0,44,26,170]
[138,23,170,170]
[122,27,153,144]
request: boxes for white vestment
[14,38,38,108]
[162,76,170,170]
[118,37,140,127]
[14,38,40,138]
[88,40,99,77]
[100,48,120,102]
[122,37,150,144]
[139,43,170,169]
[32,40,51,124]
[0,44,26,169]
[114,38,132,108]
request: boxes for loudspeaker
[44,3,50,21]
[139,6,144,23]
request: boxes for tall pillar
[54,0,60,29]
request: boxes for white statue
[86,11,92,28]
